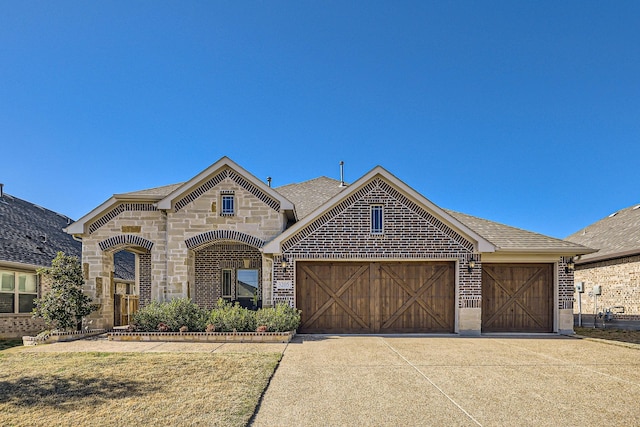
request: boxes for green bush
[131,300,168,332]
[132,298,208,332]
[209,299,256,332]
[255,303,301,332]
[132,298,300,333]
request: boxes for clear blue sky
[2,1,639,239]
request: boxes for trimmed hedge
[132,298,300,332]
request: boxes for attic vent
[608,212,618,218]
[633,205,640,210]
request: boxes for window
[221,269,232,298]
[221,194,235,215]
[236,269,258,299]
[371,205,384,234]
[0,270,38,314]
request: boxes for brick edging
[107,330,295,343]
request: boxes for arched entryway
[192,242,263,310]
[98,234,154,326]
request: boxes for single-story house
[566,204,640,322]
[65,157,594,335]
[0,187,134,338]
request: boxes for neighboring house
[566,204,640,322]
[65,157,594,335]
[0,188,134,338]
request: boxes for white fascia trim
[64,196,118,235]
[0,260,44,271]
[156,156,295,212]
[493,247,598,255]
[263,166,496,254]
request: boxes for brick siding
[194,243,262,309]
[574,255,640,319]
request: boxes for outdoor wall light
[565,257,576,274]
[467,256,476,273]
[281,257,289,272]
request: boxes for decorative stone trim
[99,234,154,251]
[89,203,157,234]
[22,329,107,346]
[108,330,295,343]
[186,230,265,250]
[174,168,281,213]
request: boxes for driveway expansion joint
[380,337,483,427]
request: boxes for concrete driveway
[251,335,640,426]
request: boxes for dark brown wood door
[482,264,553,332]
[296,262,455,334]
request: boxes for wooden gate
[482,264,553,332]
[296,262,455,333]
[114,294,139,327]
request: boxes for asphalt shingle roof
[0,193,80,267]
[0,193,134,278]
[272,176,590,253]
[565,203,640,262]
[275,176,347,219]
[447,210,591,253]
[95,173,592,255]
[119,183,184,198]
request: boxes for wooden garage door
[482,264,553,332]
[296,262,455,333]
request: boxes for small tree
[32,252,97,331]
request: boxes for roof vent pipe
[267,177,272,188]
[0,183,3,198]
[339,161,346,187]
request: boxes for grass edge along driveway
[0,349,281,427]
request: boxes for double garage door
[296,261,455,333]
[296,261,554,334]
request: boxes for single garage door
[482,263,553,333]
[296,261,455,333]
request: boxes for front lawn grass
[575,327,640,345]
[0,350,281,427]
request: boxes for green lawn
[0,349,280,427]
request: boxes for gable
[157,157,294,216]
[281,177,474,254]
[264,167,494,255]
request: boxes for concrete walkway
[251,335,640,426]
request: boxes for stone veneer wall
[164,174,284,303]
[574,255,640,320]
[194,243,262,309]
[79,168,285,328]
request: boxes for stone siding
[78,168,285,328]
[574,255,640,320]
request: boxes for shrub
[255,303,301,332]
[132,298,208,332]
[163,298,209,332]
[32,252,97,331]
[209,299,256,332]
[132,300,168,332]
